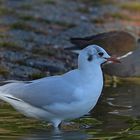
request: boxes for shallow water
[0,83,140,140]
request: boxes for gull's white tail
[0,81,34,117]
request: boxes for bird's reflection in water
[20,128,90,140]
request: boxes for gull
[0,45,119,128]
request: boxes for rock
[26,58,66,72]
[103,45,140,77]
[3,62,41,79]
[0,50,27,62]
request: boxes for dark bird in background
[68,31,136,56]
[66,31,140,77]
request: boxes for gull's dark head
[78,45,120,69]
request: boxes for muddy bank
[0,0,139,80]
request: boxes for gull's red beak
[106,57,121,63]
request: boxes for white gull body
[0,45,110,127]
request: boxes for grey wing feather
[0,76,78,108]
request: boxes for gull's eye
[98,52,104,57]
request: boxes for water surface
[0,83,140,140]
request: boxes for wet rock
[9,29,47,43]
[54,23,100,48]
[103,45,140,77]
[0,16,18,25]
[26,58,66,72]
[0,50,27,62]
[2,62,41,79]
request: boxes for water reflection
[104,84,140,117]
[20,129,89,140]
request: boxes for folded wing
[0,76,78,109]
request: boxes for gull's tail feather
[0,81,30,116]
[0,93,22,103]
[0,92,26,115]
[0,80,20,101]
[0,82,24,109]
[0,81,49,119]
[0,89,38,119]
[0,80,31,95]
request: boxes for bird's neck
[78,63,103,101]
[78,63,103,80]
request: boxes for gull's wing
[0,76,79,109]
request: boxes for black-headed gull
[0,45,119,128]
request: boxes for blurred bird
[0,45,119,128]
[67,31,136,56]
